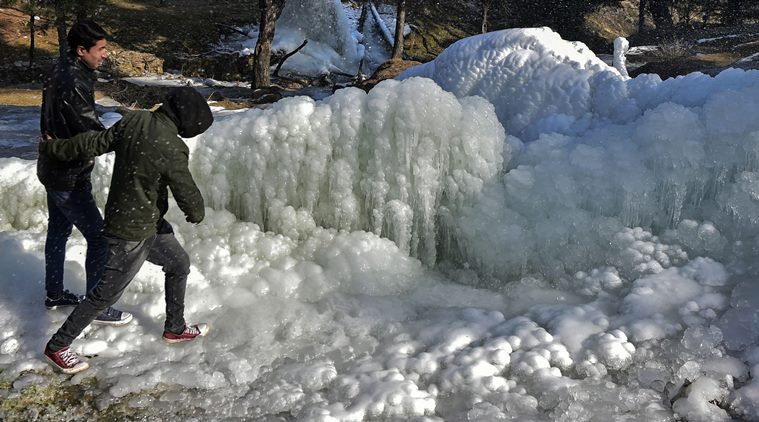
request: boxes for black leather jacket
[38,55,105,191]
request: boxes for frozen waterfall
[192,78,505,266]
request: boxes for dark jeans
[45,181,107,296]
[48,229,190,351]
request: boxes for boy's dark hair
[67,20,108,56]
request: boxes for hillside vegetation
[1,0,758,88]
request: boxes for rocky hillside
[1,0,758,88]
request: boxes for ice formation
[191,77,505,265]
[3,26,759,421]
[240,0,363,76]
[396,28,759,279]
[613,36,630,78]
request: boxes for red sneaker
[162,323,209,344]
[44,346,89,375]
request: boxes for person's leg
[47,236,154,352]
[68,181,107,294]
[145,230,190,334]
[44,190,74,298]
[44,183,129,321]
[44,182,107,296]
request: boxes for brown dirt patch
[0,1,257,85]
[0,8,58,58]
[0,88,43,106]
[696,52,741,67]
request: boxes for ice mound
[452,73,759,279]
[399,27,624,141]
[0,158,47,231]
[192,77,505,265]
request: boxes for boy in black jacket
[39,20,131,326]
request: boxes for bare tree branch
[273,39,307,77]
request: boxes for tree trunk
[701,0,717,27]
[252,0,284,89]
[726,0,742,25]
[75,6,88,22]
[54,0,68,60]
[28,10,35,69]
[637,0,646,33]
[358,1,368,31]
[482,1,489,34]
[685,2,692,26]
[391,0,406,59]
[649,0,673,29]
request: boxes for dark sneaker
[44,346,89,375]
[163,323,209,344]
[45,290,81,310]
[93,307,133,326]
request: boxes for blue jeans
[44,181,107,296]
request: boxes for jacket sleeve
[61,77,105,134]
[165,149,205,224]
[39,123,119,161]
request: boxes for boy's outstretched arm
[39,119,121,161]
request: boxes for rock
[103,48,163,77]
[252,85,284,104]
[584,0,643,42]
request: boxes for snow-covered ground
[120,74,248,89]
[0,105,40,160]
[5,24,759,421]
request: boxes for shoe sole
[162,325,210,344]
[91,312,134,327]
[44,354,89,375]
[45,304,79,311]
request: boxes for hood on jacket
[159,87,214,138]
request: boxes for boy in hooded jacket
[39,87,214,374]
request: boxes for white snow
[697,33,759,44]
[121,75,247,89]
[3,25,759,421]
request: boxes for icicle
[613,37,630,79]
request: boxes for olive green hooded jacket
[39,88,212,240]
